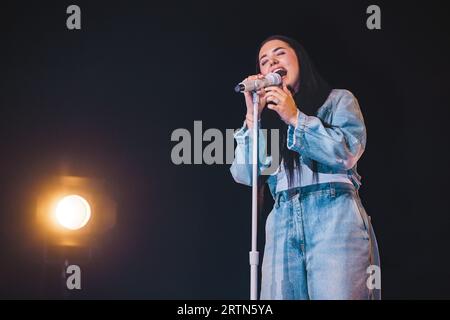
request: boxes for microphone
[234,70,287,93]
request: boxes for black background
[0,0,449,299]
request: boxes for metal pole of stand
[249,91,260,300]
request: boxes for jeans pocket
[351,195,370,240]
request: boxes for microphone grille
[266,72,282,85]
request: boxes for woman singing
[230,35,381,300]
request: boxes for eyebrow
[259,47,286,61]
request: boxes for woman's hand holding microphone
[242,74,299,129]
[264,84,299,127]
[243,74,267,130]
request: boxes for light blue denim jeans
[260,182,380,300]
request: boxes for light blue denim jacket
[230,89,366,196]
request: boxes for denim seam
[353,196,370,241]
[292,195,305,255]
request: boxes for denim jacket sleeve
[287,90,366,170]
[230,120,272,186]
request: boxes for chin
[286,81,295,88]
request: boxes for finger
[266,103,279,112]
[265,95,276,104]
[247,74,264,81]
[264,88,287,102]
[283,83,293,96]
[265,91,284,103]
[264,86,285,95]
[246,74,260,81]
[266,96,283,108]
[260,96,267,105]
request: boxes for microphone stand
[249,91,260,300]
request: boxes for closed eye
[260,49,285,66]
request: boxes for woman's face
[258,39,300,93]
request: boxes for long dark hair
[256,35,331,187]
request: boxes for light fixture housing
[36,176,116,247]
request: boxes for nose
[269,58,279,67]
[270,59,278,66]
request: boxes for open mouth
[272,67,287,78]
